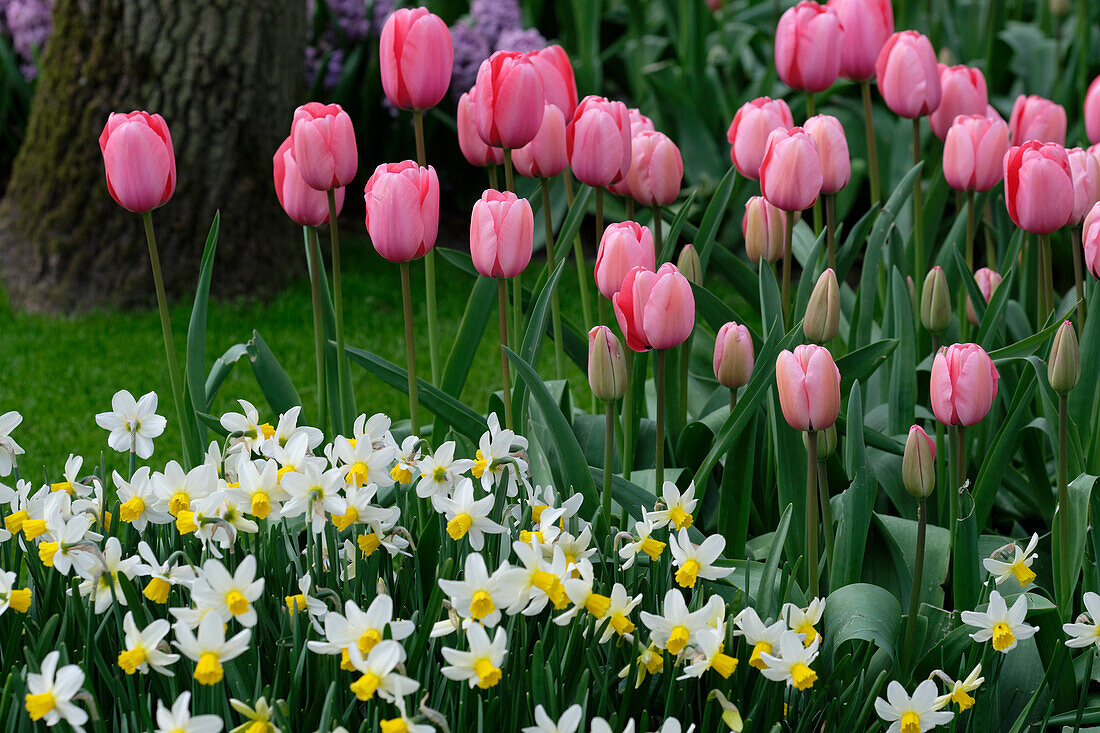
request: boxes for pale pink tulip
[379,8,453,110]
[1008,94,1067,145]
[929,65,988,140]
[273,136,343,227]
[624,131,683,206]
[726,97,794,180]
[470,189,534,278]
[714,322,754,389]
[458,89,504,167]
[363,161,439,262]
[828,0,893,81]
[511,103,568,179]
[566,95,632,187]
[875,31,941,119]
[291,102,358,191]
[942,114,1009,192]
[99,111,176,213]
[473,51,544,149]
[775,344,841,431]
[774,1,843,93]
[759,127,823,212]
[803,115,850,194]
[594,222,655,299]
[930,343,999,426]
[1003,141,1073,234]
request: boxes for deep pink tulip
[942,114,1009,192]
[379,8,452,110]
[775,344,841,431]
[713,322,754,389]
[99,111,176,213]
[624,131,683,206]
[930,343,1000,426]
[742,196,787,264]
[1083,202,1100,278]
[528,45,578,122]
[470,189,533,278]
[827,0,893,81]
[566,95,632,187]
[363,161,439,263]
[875,31,941,119]
[1068,147,1100,225]
[803,115,850,194]
[929,65,988,140]
[965,267,1003,326]
[473,51,544,149]
[594,222,655,299]
[774,1,843,93]
[511,103,568,179]
[613,265,658,352]
[641,263,696,350]
[759,127,823,212]
[458,89,504,168]
[1087,75,1100,145]
[1008,95,1066,145]
[1003,141,1074,234]
[726,97,794,180]
[273,136,343,227]
[291,102,358,191]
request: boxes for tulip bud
[566,95,632,187]
[943,115,1009,193]
[364,161,440,263]
[804,269,839,344]
[775,344,841,431]
[804,424,837,459]
[291,102,358,191]
[930,343,1000,426]
[726,97,794,180]
[379,8,453,111]
[588,326,627,402]
[99,110,177,213]
[1048,320,1080,394]
[1008,94,1067,146]
[1086,75,1100,145]
[742,196,786,264]
[474,51,544,149]
[759,127,823,212]
[902,425,936,499]
[774,1,844,93]
[965,267,1002,327]
[713,322,754,389]
[469,189,534,279]
[920,266,951,334]
[875,31,941,119]
[1003,141,1074,234]
[677,244,702,285]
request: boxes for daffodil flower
[874,679,954,733]
[441,622,508,689]
[220,399,275,456]
[434,478,503,551]
[281,464,348,533]
[619,518,667,570]
[680,627,738,679]
[759,631,820,690]
[982,534,1039,587]
[117,611,179,675]
[0,569,32,615]
[733,607,787,671]
[347,640,419,702]
[782,598,826,647]
[154,692,223,733]
[173,613,251,686]
[134,540,195,604]
[151,461,217,517]
[596,583,643,643]
[415,441,475,501]
[522,704,583,733]
[669,529,732,588]
[640,588,713,655]
[307,595,414,670]
[190,555,265,627]
[960,590,1037,653]
[24,651,88,731]
[645,481,698,530]
[114,467,172,531]
[438,551,510,626]
[0,410,25,476]
[1064,591,1100,650]
[75,536,141,614]
[931,664,984,711]
[95,389,167,460]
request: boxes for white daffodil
[646,481,697,530]
[76,536,141,614]
[499,539,567,616]
[523,704,583,733]
[415,441,475,501]
[192,490,258,554]
[154,692,223,733]
[472,413,529,497]
[114,467,171,531]
[228,697,282,733]
[640,588,713,655]
[190,555,265,628]
[875,679,954,733]
[438,551,511,627]
[680,626,738,679]
[48,454,92,498]
[590,718,636,733]
[1064,591,1100,649]
[983,534,1039,586]
[332,434,396,489]
[556,558,611,625]
[70,476,113,531]
[331,480,394,533]
[652,718,695,733]
[759,631,820,690]
[38,511,97,576]
[227,458,288,521]
[94,389,167,459]
[307,595,415,670]
[619,518,667,570]
[0,569,32,615]
[351,412,398,450]
[220,399,275,456]
[0,410,25,476]
[960,590,1038,653]
[733,607,788,670]
[135,541,194,604]
[436,478,504,551]
[931,664,984,711]
[550,525,597,567]
[266,431,326,484]
[284,573,328,631]
[669,529,732,588]
[261,405,323,456]
[782,598,827,646]
[347,640,419,702]
[117,611,179,676]
[173,613,252,686]
[281,464,348,534]
[153,461,217,516]
[24,651,88,731]
[597,583,643,643]
[380,696,436,733]
[390,435,422,485]
[441,622,508,689]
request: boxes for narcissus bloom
[24,651,88,730]
[441,623,508,689]
[960,590,1037,653]
[874,680,954,733]
[189,555,265,628]
[931,665,985,712]
[982,534,1039,587]
[523,704,583,733]
[117,611,179,676]
[94,389,167,460]
[153,692,222,733]
[646,481,698,530]
[347,640,419,702]
[173,613,252,685]
[759,632,820,690]
[669,529,732,588]
[639,588,713,655]
[1063,591,1100,650]
[734,607,788,670]
[680,627,739,679]
[783,598,826,646]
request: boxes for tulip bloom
[1067,147,1100,225]
[1003,141,1074,234]
[965,267,1003,326]
[608,109,657,197]
[726,97,794,180]
[511,103,568,179]
[827,0,893,81]
[379,8,453,110]
[759,127,823,212]
[803,115,850,194]
[291,103,358,191]
[273,136,343,227]
[713,322,754,389]
[474,51,544,149]
[775,344,841,431]
[930,343,999,426]
[528,45,578,121]
[641,263,695,350]
[470,190,534,278]
[99,111,176,213]
[1083,202,1100,278]
[942,115,1009,192]
[594,222,655,299]
[929,65,988,140]
[458,89,504,168]
[363,161,439,263]
[1087,75,1100,145]
[566,95,632,187]
[742,196,787,264]
[875,31,941,119]
[774,1,843,93]
[624,131,683,206]
[1008,95,1067,145]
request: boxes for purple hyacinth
[450,22,490,98]
[496,27,546,54]
[470,0,521,48]
[0,0,53,80]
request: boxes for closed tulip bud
[930,343,1000,426]
[624,131,683,206]
[613,265,657,352]
[588,326,627,401]
[774,1,843,93]
[291,102,358,191]
[566,95,632,187]
[1048,320,1080,394]
[474,51,544,149]
[902,425,936,499]
[742,196,787,264]
[929,65,989,140]
[943,114,1010,192]
[827,0,893,81]
[273,136,343,227]
[642,263,696,350]
[726,97,794,180]
[920,266,952,334]
[760,127,823,212]
[1084,202,1100,278]
[594,222,655,299]
[1004,141,1074,234]
[470,189,534,278]
[804,423,837,458]
[511,103,568,179]
[364,161,439,263]
[965,267,1003,326]
[458,89,504,168]
[1009,94,1067,145]
[528,45,578,121]
[1086,75,1100,145]
[676,244,702,286]
[875,31,942,119]
[1068,147,1100,225]
[775,344,841,431]
[99,110,176,213]
[713,322,754,389]
[804,268,840,344]
[379,8,453,111]
[803,115,850,194]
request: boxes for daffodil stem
[542,177,565,379]
[1073,225,1087,327]
[782,213,793,325]
[825,193,836,272]
[1057,392,1071,616]
[817,459,833,574]
[498,279,514,431]
[326,189,350,434]
[860,81,881,205]
[806,429,819,597]
[655,350,666,492]
[1074,649,1093,733]
[305,226,329,434]
[399,262,421,436]
[913,117,925,287]
[603,401,614,539]
[562,172,594,335]
[902,499,927,670]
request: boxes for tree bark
[0,0,305,312]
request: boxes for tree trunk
[0,0,305,312]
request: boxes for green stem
[913,117,925,286]
[596,187,605,253]
[817,459,833,577]
[305,226,328,434]
[498,279,514,431]
[966,190,975,272]
[985,201,996,270]
[603,401,615,540]
[1074,649,1094,733]
[625,198,635,220]
[781,211,793,325]
[503,149,515,193]
[1037,235,1047,327]
[417,97,440,388]
[488,164,499,190]
[806,90,815,118]
[412,109,426,167]
[825,193,836,272]
[679,336,690,426]
[653,204,664,262]
[563,172,594,333]
[399,261,420,435]
[326,189,350,434]
[806,429,819,598]
[542,178,565,379]
[1073,225,1087,327]
[861,81,881,205]
[1057,393,1071,616]
[623,350,634,480]
[655,350,666,492]
[902,499,928,669]
[1041,232,1054,319]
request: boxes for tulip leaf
[888,267,916,434]
[977,267,1016,348]
[952,245,989,325]
[836,202,880,281]
[831,382,878,590]
[695,166,737,271]
[1051,473,1096,611]
[433,272,496,439]
[836,339,898,394]
[758,503,793,618]
[823,582,902,659]
[184,211,220,463]
[553,184,594,265]
[659,189,698,264]
[690,282,762,342]
[246,330,301,418]
[512,259,568,425]
[973,367,1038,528]
[203,342,248,409]
[988,301,1076,361]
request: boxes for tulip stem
[1057,392,1071,617]
[652,205,664,262]
[806,91,815,118]
[1040,232,1055,318]
[625,198,635,220]
[503,148,515,193]
[498,279,514,431]
[860,81,881,205]
[825,193,836,272]
[912,117,925,286]
[305,226,328,434]
[781,212,793,325]
[902,499,927,670]
[399,261,420,436]
[513,274,523,360]
[412,109,426,168]
[603,401,615,541]
[965,191,975,272]
[951,425,978,610]
[806,429,819,598]
[563,172,595,336]
[1073,225,1087,327]
[654,349,666,492]
[679,336,690,426]
[817,459,833,574]
[416,106,441,389]
[326,189,350,434]
[596,187,605,254]
[488,164,499,190]
[542,178,566,379]
[1036,235,1047,327]
[623,350,635,480]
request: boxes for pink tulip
[1008,95,1066,145]
[930,343,1000,426]
[473,51,544,149]
[774,1,843,93]
[726,97,794,180]
[566,95,632,187]
[803,115,850,194]
[528,45,578,122]
[511,103,568,178]
[942,114,1009,192]
[470,189,534,278]
[641,263,696,350]
[827,0,893,81]
[875,31,942,119]
[363,161,439,263]
[588,325,627,402]
[965,267,1003,326]
[759,127,823,212]
[624,131,683,206]
[458,89,504,167]
[273,136,344,227]
[291,102,358,191]
[1083,202,1100,278]
[713,322,754,389]
[99,111,176,213]
[929,65,988,140]
[609,109,656,197]
[1068,147,1100,225]
[1087,75,1100,145]
[595,221,656,299]
[775,344,841,431]
[379,8,453,111]
[1003,141,1074,234]
[742,196,787,264]
[613,265,658,352]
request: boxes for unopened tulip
[774,1,843,93]
[929,65,988,140]
[291,103,358,191]
[99,111,176,213]
[474,51,544,149]
[458,89,504,167]
[1003,141,1073,234]
[743,196,787,263]
[363,161,439,262]
[273,136,344,227]
[566,95,632,187]
[642,263,696,350]
[1084,202,1100,278]
[528,45,578,121]
[726,97,794,180]
[676,244,702,285]
[1067,147,1100,225]
[379,8,453,110]
[942,114,1009,192]
[965,267,1003,326]
[713,322,754,389]
[875,31,941,118]
[827,0,893,81]
[588,326,627,401]
[608,109,656,198]
[624,131,683,206]
[1086,75,1100,145]
[759,127,823,212]
[930,343,1000,426]
[920,266,951,333]
[803,115,850,194]
[1008,94,1066,145]
[806,424,838,458]
[511,103,568,179]
[1048,320,1080,394]
[804,268,839,343]
[775,344,841,431]
[613,265,657,352]
[470,189,534,278]
[594,222,655,299]
[902,425,936,499]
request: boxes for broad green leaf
[659,189,698,263]
[823,582,902,659]
[204,343,247,409]
[695,166,737,271]
[184,212,220,462]
[973,369,1037,527]
[759,503,793,617]
[512,260,568,426]
[831,383,878,589]
[246,330,301,417]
